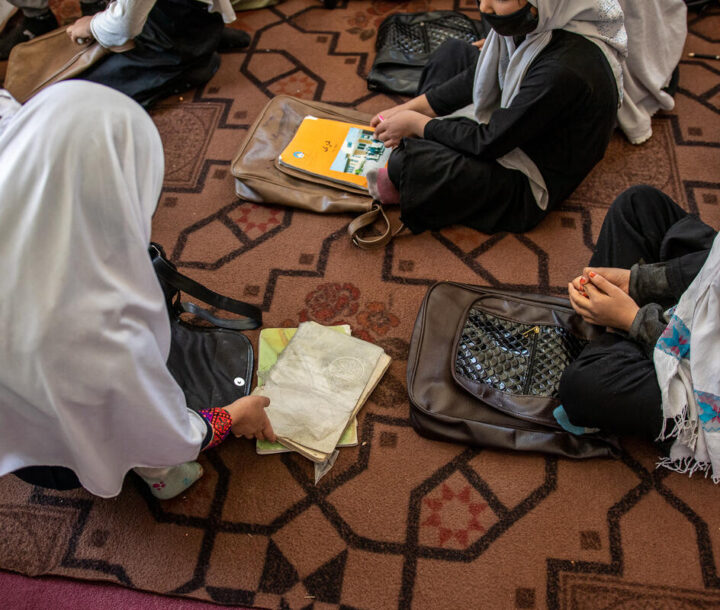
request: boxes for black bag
[684,0,715,11]
[407,282,620,458]
[367,11,487,96]
[150,243,262,412]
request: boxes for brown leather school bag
[4,28,133,104]
[231,95,402,249]
[407,282,620,458]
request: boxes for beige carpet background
[1,2,720,608]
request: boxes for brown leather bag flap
[5,27,133,104]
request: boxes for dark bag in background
[367,11,487,96]
[150,243,262,412]
[407,282,620,459]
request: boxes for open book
[277,116,392,191]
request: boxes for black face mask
[479,3,539,37]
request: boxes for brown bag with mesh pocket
[4,27,133,104]
[231,95,404,250]
[407,281,621,458]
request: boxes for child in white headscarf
[369,0,626,235]
[0,82,274,499]
[559,185,720,481]
[62,0,250,108]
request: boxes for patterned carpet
[1,2,720,609]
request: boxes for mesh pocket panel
[527,326,587,396]
[455,307,587,397]
[425,15,480,50]
[376,20,427,55]
[375,14,480,54]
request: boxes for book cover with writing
[278,116,391,190]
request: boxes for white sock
[365,160,382,200]
[134,462,204,500]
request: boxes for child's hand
[370,95,436,129]
[67,16,94,44]
[370,105,405,128]
[373,110,430,148]
[583,267,630,295]
[570,274,589,297]
[568,271,639,332]
[224,395,276,442]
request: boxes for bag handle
[150,244,262,330]
[347,203,406,250]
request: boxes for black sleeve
[665,250,712,298]
[629,262,672,307]
[628,303,668,358]
[422,62,582,159]
[199,416,213,450]
[425,65,476,115]
[630,249,711,307]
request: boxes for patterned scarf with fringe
[654,233,720,481]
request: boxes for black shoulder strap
[150,244,262,330]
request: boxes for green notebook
[255,326,358,455]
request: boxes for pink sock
[376,168,400,205]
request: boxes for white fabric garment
[90,0,235,48]
[654,234,720,482]
[0,81,208,498]
[0,88,20,138]
[470,0,627,210]
[616,0,687,145]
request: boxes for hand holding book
[224,395,276,442]
[372,109,432,149]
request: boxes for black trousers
[14,465,81,490]
[387,40,542,235]
[558,185,716,442]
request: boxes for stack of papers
[255,325,358,455]
[250,322,391,472]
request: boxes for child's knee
[558,358,604,425]
[609,184,674,226]
[434,38,477,64]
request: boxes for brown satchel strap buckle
[348,202,406,250]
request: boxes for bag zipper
[521,325,540,394]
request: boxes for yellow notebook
[277,116,392,190]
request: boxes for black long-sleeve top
[629,251,711,357]
[422,30,619,210]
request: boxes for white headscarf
[655,234,720,482]
[0,82,207,497]
[470,0,628,210]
